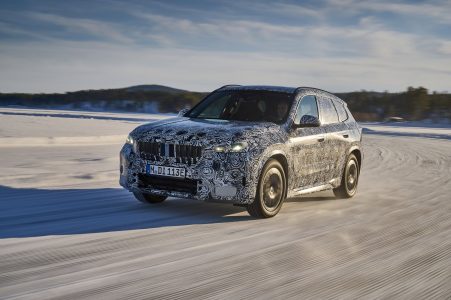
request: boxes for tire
[247,159,286,218]
[333,153,360,198]
[133,191,167,204]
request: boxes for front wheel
[247,159,286,218]
[333,153,360,198]
[133,191,167,204]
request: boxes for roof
[216,84,344,103]
[218,85,297,93]
[218,85,336,96]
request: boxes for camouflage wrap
[120,86,362,205]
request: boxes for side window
[332,99,348,122]
[320,98,339,124]
[294,95,319,124]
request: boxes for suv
[120,85,362,218]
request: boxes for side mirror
[177,108,190,117]
[293,115,321,128]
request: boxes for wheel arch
[268,151,289,199]
[348,146,362,169]
[249,149,290,202]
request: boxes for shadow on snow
[0,185,338,238]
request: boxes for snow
[0,109,173,149]
[1,108,451,299]
[362,121,451,140]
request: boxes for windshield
[186,90,294,124]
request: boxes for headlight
[126,134,135,145]
[214,142,248,153]
[230,142,248,152]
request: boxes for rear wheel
[333,153,359,198]
[247,159,286,218]
[133,191,167,204]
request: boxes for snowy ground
[1,108,451,299]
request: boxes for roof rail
[295,86,347,103]
[295,86,335,95]
[218,84,242,89]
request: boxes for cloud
[225,1,323,19]
[325,0,451,24]
[25,12,134,43]
[1,39,450,93]
[0,0,450,92]
[132,9,449,61]
[0,21,54,40]
[437,40,451,55]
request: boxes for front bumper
[119,144,254,204]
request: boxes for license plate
[146,164,186,178]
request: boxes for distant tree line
[337,87,450,121]
[0,88,206,114]
[0,86,449,121]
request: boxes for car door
[288,95,328,190]
[317,97,349,182]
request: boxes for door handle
[343,134,349,138]
[317,137,325,142]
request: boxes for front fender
[245,145,289,202]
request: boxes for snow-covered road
[1,108,451,299]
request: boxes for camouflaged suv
[120,85,362,218]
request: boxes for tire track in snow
[1,131,451,299]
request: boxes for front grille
[138,174,198,194]
[138,141,202,164]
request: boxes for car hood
[131,117,287,147]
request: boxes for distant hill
[0,84,206,114]
[0,85,449,121]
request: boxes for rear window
[332,99,348,122]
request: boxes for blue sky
[0,0,450,93]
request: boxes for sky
[0,0,450,93]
